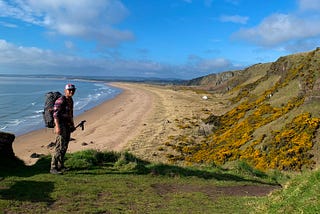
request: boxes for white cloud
[220,15,249,24]
[184,55,238,76]
[0,39,240,79]
[285,39,319,53]
[0,0,134,47]
[232,13,320,47]
[0,39,66,66]
[299,0,320,11]
[0,39,178,77]
[198,58,232,70]
[0,21,18,28]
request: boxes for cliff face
[173,48,320,171]
[185,71,239,93]
[186,71,236,87]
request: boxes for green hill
[171,48,320,172]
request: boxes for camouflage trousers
[50,123,71,170]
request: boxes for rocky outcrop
[184,62,271,93]
[0,131,16,160]
[185,71,237,88]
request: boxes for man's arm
[54,118,60,134]
[53,97,63,134]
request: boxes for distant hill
[184,62,271,93]
[0,73,184,84]
[175,47,320,171]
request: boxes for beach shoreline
[13,82,154,165]
[13,82,226,166]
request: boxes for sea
[0,76,122,136]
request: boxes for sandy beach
[13,82,228,165]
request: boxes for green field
[0,150,289,214]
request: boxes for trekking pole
[75,120,86,131]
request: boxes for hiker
[50,84,76,174]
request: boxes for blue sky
[0,0,320,79]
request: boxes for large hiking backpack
[43,91,62,128]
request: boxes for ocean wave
[0,79,122,135]
[27,114,42,119]
[34,109,43,114]
[7,119,25,126]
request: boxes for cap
[65,84,76,90]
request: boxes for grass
[253,169,320,213]
[0,150,282,214]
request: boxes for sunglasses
[67,89,76,92]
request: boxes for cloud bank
[232,0,320,51]
[0,0,134,47]
[0,39,241,79]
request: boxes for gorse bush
[245,113,320,171]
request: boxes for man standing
[50,84,76,174]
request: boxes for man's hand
[70,126,76,133]
[75,120,86,131]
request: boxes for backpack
[43,91,62,128]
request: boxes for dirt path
[152,183,280,199]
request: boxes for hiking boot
[50,169,63,175]
[59,167,70,172]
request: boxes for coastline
[13,82,154,165]
[13,82,227,166]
